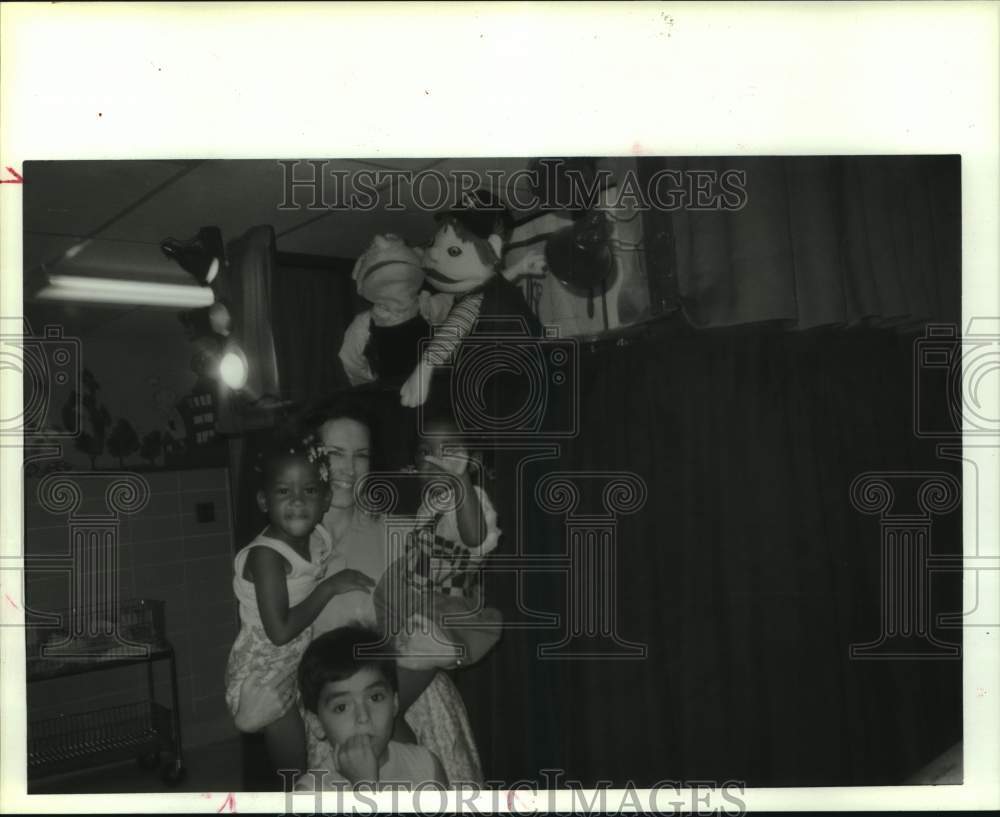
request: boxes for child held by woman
[374,414,503,670]
[224,433,375,772]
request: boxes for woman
[307,406,484,784]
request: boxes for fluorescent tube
[35,275,214,308]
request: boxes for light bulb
[219,349,248,390]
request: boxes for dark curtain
[456,324,961,786]
[664,156,960,329]
[270,254,358,405]
[219,226,283,548]
[219,225,282,407]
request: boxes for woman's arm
[249,548,374,646]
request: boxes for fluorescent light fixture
[35,274,215,308]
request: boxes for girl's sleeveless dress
[224,528,332,719]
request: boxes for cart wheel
[162,760,186,787]
[136,751,161,771]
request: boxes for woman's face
[318,418,371,509]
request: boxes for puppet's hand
[400,362,433,408]
[502,249,549,282]
[419,291,455,325]
[233,673,294,733]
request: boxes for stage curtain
[662,156,960,330]
[455,324,962,787]
[219,225,281,545]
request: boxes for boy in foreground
[295,627,447,790]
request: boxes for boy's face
[315,666,398,760]
[421,224,497,294]
[257,457,329,542]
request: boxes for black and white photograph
[1,4,997,815]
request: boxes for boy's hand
[233,673,293,733]
[335,734,379,784]
[323,569,375,596]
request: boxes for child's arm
[248,548,375,646]
[422,454,488,549]
[453,472,488,549]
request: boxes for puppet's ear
[487,234,503,262]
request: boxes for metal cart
[26,598,186,787]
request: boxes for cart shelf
[29,700,172,778]
[26,598,186,787]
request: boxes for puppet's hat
[436,189,513,241]
[352,234,425,302]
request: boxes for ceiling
[22,157,535,336]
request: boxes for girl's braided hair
[254,427,330,488]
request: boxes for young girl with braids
[224,432,375,774]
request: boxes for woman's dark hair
[298,627,397,713]
[301,394,376,433]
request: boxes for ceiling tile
[23,160,191,237]
[22,232,82,273]
[276,207,439,258]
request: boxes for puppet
[338,234,453,386]
[399,197,548,409]
[340,208,548,410]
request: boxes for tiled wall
[24,467,239,750]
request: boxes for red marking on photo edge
[217,792,237,813]
[0,167,24,184]
[4,593,17,610]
